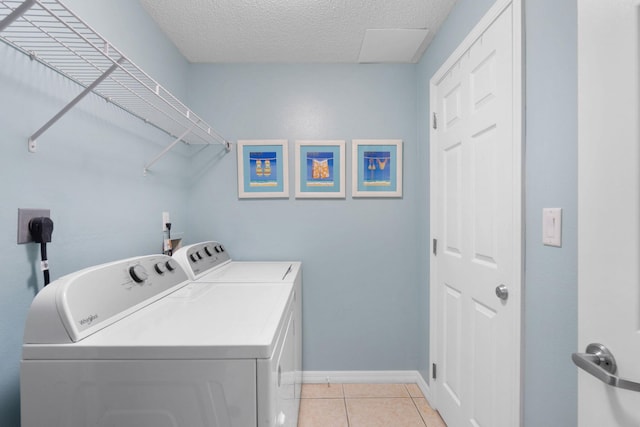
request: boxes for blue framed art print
[352,139,403,198]
[237,140,289,198]
[294,140,346,198]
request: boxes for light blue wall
[418,0,578,426]
[0,1,191,425]
[185,64,425,372]
[523,0,577,425]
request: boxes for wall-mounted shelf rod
[144,126,232,176]
[144,126,194,176]
[0,0,32,31]
[0,0,232,169]
[28,59,122,153]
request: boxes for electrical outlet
[162,211,170,231]
[17,208,51,244]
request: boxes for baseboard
[302,370,432,404]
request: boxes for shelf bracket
[143,126,194,175]
[0,0,36,32]
[28,58,123,153]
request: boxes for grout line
[404,384,428,427]
[342,397,417,400]
[406,384,428,427]
[410,396,429,427]
[343,395,351,427]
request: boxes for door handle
[572,343,640,392]
[495,284,509,300]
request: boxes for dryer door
[257,310,298,427]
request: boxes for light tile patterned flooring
[298,383,447,427]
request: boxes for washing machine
[172,242,302,407]
[20,254,297,427]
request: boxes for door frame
[428,0,524,424]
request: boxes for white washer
[172,242,302,406]
[21,254,297,427]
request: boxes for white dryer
[172,242,302,408]
[21,254,297,427]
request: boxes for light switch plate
[17,208,51,244]
[162,211,170,231]
[543,208,562,247]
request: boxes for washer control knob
[165,259,178,271]
[196,251,203,260]
[154,262,166,274]
[129,265,148,283]
[190,253,198,263]
[204,245,214,256]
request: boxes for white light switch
[543,208,562,247]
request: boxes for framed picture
[352,139,403,198]
[294,140,346,198]
[237,140,289,198]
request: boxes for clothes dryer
[21,254,297,427]
[172,242,302,405]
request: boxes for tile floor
[298,383,447,427]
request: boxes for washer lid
[23,282,294,360]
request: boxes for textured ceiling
[138,0,458,63]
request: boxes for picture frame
[352,139,403,198]
[294,140,346,198]
[237,140,289,198]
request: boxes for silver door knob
[495,284,509,300]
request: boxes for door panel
[471,127,498,264]
[471,300,497,427]
[444,142,463,254]
[577,1,640,425]
[430,2,522,427]
[443,285,463,405]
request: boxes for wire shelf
[0,0,230,164]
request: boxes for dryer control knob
[129,265,148,283]
[204,245,214,256]
[165,259,178,271]
[196,251,203,260]
[154,262,166,274]
[190,253,198,263]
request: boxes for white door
[577,1,640,425]
[429,1,522,426]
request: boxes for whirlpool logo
[79,314,99,326]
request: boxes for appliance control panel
[24,255,189,344]
[172,241,231,278]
